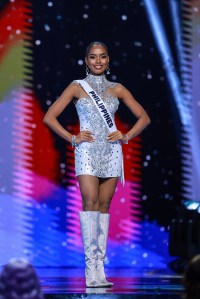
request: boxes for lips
[94,65,103,69]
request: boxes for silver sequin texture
[73,74,122,178]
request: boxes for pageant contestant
[43,41,150,287]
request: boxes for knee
[82,194,99,211]
[99,201,111,213]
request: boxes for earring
[86,65,90,76]
[106,64,110,75]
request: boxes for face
[85,44,109,75]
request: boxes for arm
[43,83,94,144]
[107,83,150,142]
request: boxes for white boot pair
[79,211,113,288]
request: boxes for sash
[76,80,117,132]
[76,79,125,185]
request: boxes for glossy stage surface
[37,268,183,299]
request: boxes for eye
[101,55,107,59]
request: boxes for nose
[96,56,101,63]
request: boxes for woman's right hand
[75,131,95,144]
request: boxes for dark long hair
[0,258,44,299]
[183,255,200,299]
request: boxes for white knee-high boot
[96,213,113,286]
[79,211,99,287]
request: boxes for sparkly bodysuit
[74,74,122,178]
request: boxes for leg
[97,177,118,286]
[78,175,100,211]
[99,177,118,213]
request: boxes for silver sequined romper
[73,74,122,178]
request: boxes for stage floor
[37,268,183,299]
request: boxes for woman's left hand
[107,130,128,143]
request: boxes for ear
[85,57,88,65]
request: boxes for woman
[43,41,150,287]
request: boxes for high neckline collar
[86,73,106,83]
[85,74,108,95]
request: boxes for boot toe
[97,279,113,287]
[86,280,100,288]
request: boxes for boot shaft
[79,211,100,261]
[79,211,100,287]
[98,213,110,259]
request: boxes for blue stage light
[169,0,184,68]
[144,0,200,203]
[144,0,190,126]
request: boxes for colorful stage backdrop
[0,0,199,268]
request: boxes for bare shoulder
[67,81,80,92]
[114,83,125,92]
[61,81,81,99]
[114,83,130,98]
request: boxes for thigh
[78,175,100,209]
[99,177,118,206]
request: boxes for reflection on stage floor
[37,268,183,299]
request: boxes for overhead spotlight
[183,200,200,211]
